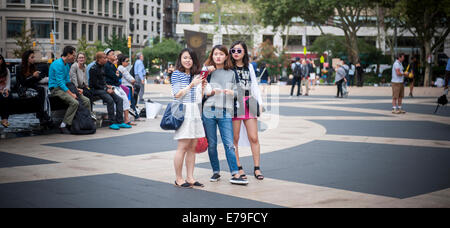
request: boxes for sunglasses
[230,49,243,54]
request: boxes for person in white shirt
[391,53,409,114]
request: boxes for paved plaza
[0,84,449,208]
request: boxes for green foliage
[105,35,130,55]
[77,37,106,63]
[142,38,183,70]
[13,21,35,58]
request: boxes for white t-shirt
[391,60,404,83]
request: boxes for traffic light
[50,33,55,45]
[128,36,132,48]
[33,41,36,48]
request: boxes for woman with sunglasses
[229,41,264,180]
[117,54,137,125]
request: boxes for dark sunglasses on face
[230,49,243,54]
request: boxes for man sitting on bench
[89,52,130,130]
[49,46,92,134]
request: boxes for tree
[251,0,375,64]
[391,0,450,86]
[77,37,106,63]
[142,38,182,70]
[105,34,130,56]
[13,21,35,58]
[196,0,261,49]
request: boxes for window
[64,0,69,11]
[64,21,69,40]
[71,0,76,12]
[105,0,109,16]
[144,5,148,16]
[118,27,122,38]
[104,26,109,40]
[89,0,94,14]
[144,20,148,31]
[179,0,192,2]
[7,0,26,4]
[71,22,77,40]
[31,0,52,4]
[137,35,140,44]
[31,20,52,38]
[98,0,102,16]
[178,12,192,24]
[151,6,154,17]
[112,1,117,17]
[81,0,87,13]
[151,21,154,32]
[118,2,123,18]
[136,4,140,15]
[88,24,94,41]
[81,24,87,39]
[97,25,102,41]
[136,19,140,30]
[6,20,24,38]
[112,27,116,36]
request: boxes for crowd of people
[170,41,265,188]
[0,46,146,133]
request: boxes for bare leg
[232,120,245,176]
[243,118,262,177]
[174,139,190,185]
[185,139,197,184]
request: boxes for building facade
[0,0,164,59]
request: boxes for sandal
[238,166,247,180]
[254,166,264,180]
[174,180,192,189]
[126,121,137,126]
[188,181,205,188]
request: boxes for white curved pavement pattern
[0,84,449,208]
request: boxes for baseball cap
[104,48,115,55]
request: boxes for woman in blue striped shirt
[172,48,205,188]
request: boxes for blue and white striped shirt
[171,70,196,103]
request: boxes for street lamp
[212,0,222,45]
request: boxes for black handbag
[160,101,185,130]
[246,96,260,117]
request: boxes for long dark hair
[0,54,7,78]
[204,45,233,70]
[175,48,201,76]
[117,54,129,66]
[21,50,36,78]
[230,41,249,67]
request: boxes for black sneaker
[210,173,221,182]
[60,127,71,134]
[230,176,249,185]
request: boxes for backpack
[129,64,135,78]
[65,82,97,135]
[293,64,302,78]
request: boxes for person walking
[229,41,264,180]
[134,53,146,104]
[203,45,248,185]
[391,53,408,114]
[335,63,347,98]
[356,62,364,87]
[300,59,310,96]
[348,62,355,86]
[290,57,302,97]
[171,48,206,188]
[407,56,419,98]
